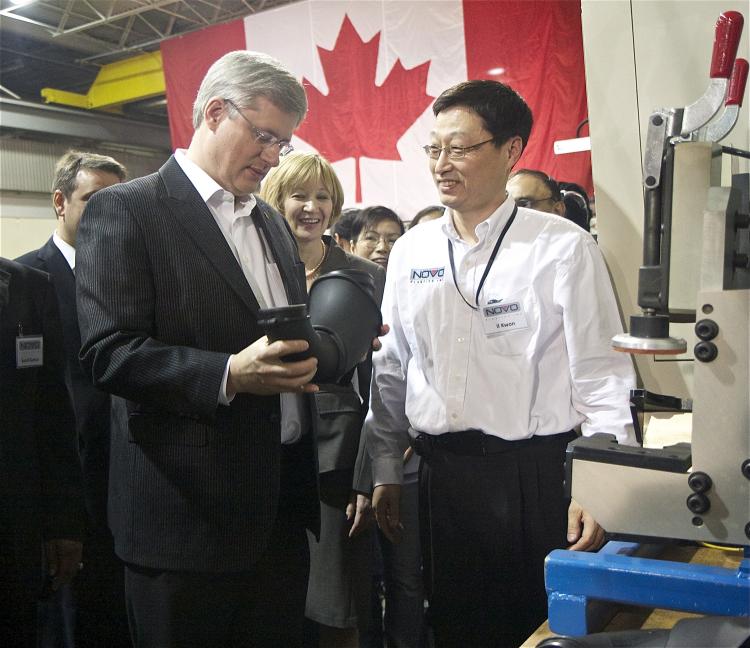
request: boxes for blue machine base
[545,541,750,636]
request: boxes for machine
[544,10,750,639]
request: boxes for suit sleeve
[33,272,86,540]
[76,187,228,417]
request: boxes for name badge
[481,299,528,337]
[16,335,43,368]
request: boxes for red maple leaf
[295,15,434,203]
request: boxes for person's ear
[52,190,66,220]
[553,200,566,217]
[507,136,523,168]
[204,97,227,130]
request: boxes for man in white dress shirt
[368,80,636,647]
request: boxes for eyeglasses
[223,99,294,156]
[357,231,401,248]
[514,195,557,208]
[422,137,496,160]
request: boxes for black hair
[350,205,405,241]
[510,169,563,201]
[410,205,444,229]
[433,80,533,149]
[333,208,360,241]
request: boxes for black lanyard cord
[447,205,518,311]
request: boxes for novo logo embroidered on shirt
[410,267,445,283]
[483,301,521,317]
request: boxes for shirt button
[457,337,464,343]
[451,413,458,420]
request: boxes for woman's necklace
[305,239,328,280]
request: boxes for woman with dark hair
[261,152,385,647]
[350,206,405,270]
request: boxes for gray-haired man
[75,51,320,646]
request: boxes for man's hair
[433,80,533,149]
[259,152,344,226]
[410,205,444,229]
[192,51,307,129]
[350,205,405,242]
[52,150,127,198]
[334,208,361,241]
[510,168,562,201]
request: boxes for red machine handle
[726,58,748,106]
[710,11,744,78]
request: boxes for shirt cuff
[372,456,404,487]
[218,355,235,406]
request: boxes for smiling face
[282,178,334,245]
[193,95,298,197]
[430,105,522,224]
[351,218,403,269]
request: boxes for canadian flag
[162,0,591,220]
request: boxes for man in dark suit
[76,51,321,647]
[0,258,86,648]
[16,150,130,647]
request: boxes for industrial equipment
[544,10,750,638]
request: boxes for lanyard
[447,205,518,310]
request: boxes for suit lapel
[252,201,306,305]
[38,238,81,351]
[158,157,262,315]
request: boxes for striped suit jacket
[75,156,317,572]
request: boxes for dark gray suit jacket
[0,258,85,560]
[16,238,112,532]
[75,156,317,572]
[312,237,385,503]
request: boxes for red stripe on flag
[161,20,246,150]
[463,0,592,194]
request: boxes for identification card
[481,299,528,337]
[16,335,43,368]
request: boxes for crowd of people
[2,49,634,648]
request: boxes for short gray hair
[192,51,307,129]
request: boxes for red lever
[710,11,744,78]
[726,58,749,106]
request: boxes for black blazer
[312,237,385,502]
[16,238,112,532]
[75,156,317,572]
[0,259,85,556]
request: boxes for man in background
[0,257,85,648]
[16,151,129,647]
[507,168,591,231]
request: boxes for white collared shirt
[174,150,304,444]
[367,195,636,486]
[52,231,76,271]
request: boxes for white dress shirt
[175,150,305,443]
[53,231,76,271]
[367,195,636,486]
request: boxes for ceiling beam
[0,97,171,151]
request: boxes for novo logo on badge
[410,267,445,283]
[483,302,520,317]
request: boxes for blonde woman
[261,152,385,647]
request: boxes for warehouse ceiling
[0,0,298,124]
